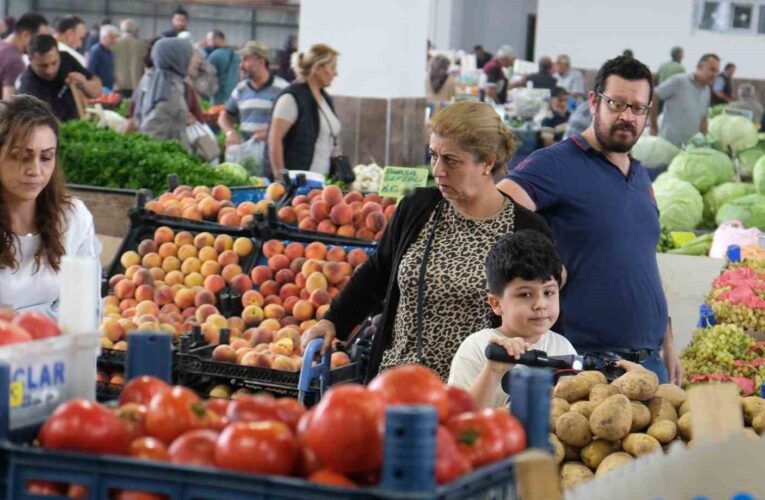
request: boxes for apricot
[174,288,196,309]
[347,248,369,268]
[242,290,265,308]
[262,240,285,258]
[264,304,286,320]
[165,270,185,286]
[154,285,174,306]
[329,202,353,226]
[214,234,234,253]
[161,256,181,273]
[278,207,297,224]
[337,225,356,238]
[198,247,219,264]
[316,304,330,320]
[100,318,124,343]
[279,283,301,300]
[230,273,253,294]
[221,264,243,283]
[120,250,141,269]
[200,260,221,278]
[306,272,328,294]
[145,200,165,214]
[259,318,282,332]
[266,182,286,201]
[206,314,228,330]
[154,226,175,245]
[310,289,331,308]
[182,207,203,221]
[298,218,318,231]
[212,185,232,201]
[265,295,283,306]
[250,266,273,286]
[134,284,155,303]
[194,290,216,307]
[233,237,253,257]
[268,254,290,272]
[137,239,157,257]
[163,204,181,217]
[292,300,315,322]
[219,212,241,227]
[195,304,219,323]
[149,268,166,282]
[237,201,258,217]
[244,327,273,345]
[194,232,215,249]
[114,279,136,300]
[139,253,159,269]
[181,258,202,275]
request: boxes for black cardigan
[324,187,552,382]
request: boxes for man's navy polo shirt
[507,134,668,351]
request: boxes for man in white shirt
[54,15,86,67]
[555,54,585,100]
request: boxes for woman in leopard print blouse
[303,102,552,381]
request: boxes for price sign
[379,167,429,200]
[9,381,23,408]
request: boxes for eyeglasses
[598,93,651,115]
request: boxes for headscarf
[138,37,192,121]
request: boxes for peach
[331,351,351,369]
[338,262,353,277]
[337,276,350,290]
[337,225,356,238]
[114,279,136,300]
[304,242,327,261]
[222,264,244,283]
[184,272,204,288]
[278,206,297,224]
[266,182,286,201]
[160,303,181,315]
[306,272,328,294]
[264,304,285,320]
[182,207,203,221]
[219,212,241,227]
[291,195,309,207]
[154,285,174,306]
[242,214,256,227]
[198,196,222,220]
[237,201,258,217]
[206,314,228,330]
[282,242,303,261]
[137,239,158,257]
[109,274,126,290]
[244,327,273,345]
[328,287,340,299]
[194,232,215,249]
[309,201,330,222]
[161,256,181,273]
[100,318,124,343]
[283,296,299,315]
[134,284,155,303]
[384,204,397,219]
[214,234,234,253]
[149,268,166,282]
[270,341,292,357]
[364,193,382,204]
[299,288,310,300]
[163,204,181,217]
[292,300,315,322]
[201,322,221,344]
[264,295,283,306]
[145,200,165,214]
[154,226,175,245]
[361,202,383,221]
[316,304,330,320]
[242,352,271,368]
[250,266,273,286]
[344,191,363,204]
[279,283,301,300]
[228,316,245,332]
[322,185,343,206]
[366,212,387,232]
[139,253,159,269]
[262,240,285,258]
[181,258,202,275]
[347,248,369,268]
[329,202,353,226]
[132,268,154,286]
[254,200,273,215]
[195,304,219,323]
[176,244,198,261]
[242,290,265,308]
[275,269,295,285]
[268,254,290,272]
[322,261,345,285]
[259,280,279,297]
[236,347,254,363]
[242,305,265,326]
[310,289,331,308]
[120,251,141,269]
[275,326,301,343]
[289,257,307,275]
[259,318,282,332]
[380,196,397,208]
[212,185,232,201]
[356,228,376,241]
[103,295,120,308]
[328,246,348,263]
[230,273,253,294]
[194,290,216,307]
[233,237,253,257]
[272,355,296,372]
[182,307,197,320]
[316,220,337,235]
[165,270,185,286]
[198,247,219,264]
[298,218,318,231]
[299,320,317,333]
[200,260,221,278]
[135,300,160,318]
[192,185,211,196]
[174,288,196,309]
[230,338,252,350]
[296,209,311,223]
[307,188,323,201]
[173,185,192,195]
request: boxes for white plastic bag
[709,220,762,258]
[225,138,265,175]
[185,122,220,163]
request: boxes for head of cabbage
[737,146,765,180]
[702,182,756,222]
[653,177,703,230]
[632,135,681,169]
[667,148,734,193]
[709,114,759,153]
[217,162,248,183]
[715,193,765,230]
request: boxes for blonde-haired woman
[302,101,553,381]
[266,43,340,178]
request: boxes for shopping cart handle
[485,344,583,370]
[297,338,332,406]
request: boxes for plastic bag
[225,138,265,176]
[709,220,763,258]
[185,122,220,163]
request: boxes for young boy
[448,230,575,409]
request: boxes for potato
[564,444,581,461]
[612,370,659,401]
[550,434,565,464]
[580,439,619,470]
[556,411,592,447]
[551,397,571,430]
[576,370,608,389]
[742,396,765,424]
[744,427,760,440]
[678,412,692,441]
[630,402,651,431]
[595,452,633,477]
[753,413,765,435]
[622,433,662,457]
[590,394,632,441]
[655,384,686,409]
[554,376,591,403]
[647,397,678,424]
[570,401,598,419]
[678,399,691,417]
[590,383,619,404]
[647,420,677,444]
[560,462,594,489]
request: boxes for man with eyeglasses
[649,53,719,147]
[498,56,681,385]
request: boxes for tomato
[368,364,449,422]
[115,403,148,442]
[39,399,131,455]
[113,492,168,500]
[168,429,219,467]
[26,480,66,495]
[204,398,230,417]
[445,386,476,420]
[145,386,207,444]
[274,398,306,430]
[214,421,297,475]
[226,394,289,424]
[129,437,170,461]
[308,469,357,488]
[304,384,385,475]
[482,408,526,457]
[0,319,32,345]
[445,411,506,467]
[435,426,472,484]
[11,312,60,339]
[67,484,90,498]
[119,376,170,406]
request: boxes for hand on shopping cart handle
[301,319,337,355]
[485,336,532,373]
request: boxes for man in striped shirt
[219,41,288,147]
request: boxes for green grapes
[680,324,760,391]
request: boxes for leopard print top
[380,197,517,381]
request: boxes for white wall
[300,0,429,98]
[536,0,765,79]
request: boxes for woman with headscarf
[426,54,456,103]
[133,37,193,144]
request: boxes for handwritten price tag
[379,167,429,200]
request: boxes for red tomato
[39,399,131,455]
[445,411,506,467]
[168,429,219,467]
[368,364,449,422]
[0,319,32,345]
[435,426,472,484]
[129,437,170,461]
[445,386,476,419]
[274,398,306,430]
[115,403,148,442]
[114,492,168,500]
[67,484,90,499]
[26,480,66,495]
[304,384,385,475]
[119,376,170,406]
[226,395,288,424]
[204,398,230,417]
[308,469,357,487]
[145,386,207,444]
[482,408,526,456]
[11,312,60,339]
[214,421,297,475]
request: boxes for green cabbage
[667,148,734,193]
[217,162,248,182]
[653,177,703,230]
[632,135,681,168]
[715,193,765,230]
[702,182,756,222]
[709,114,759,153]
[753,155,765,195]
[737,146,765,179]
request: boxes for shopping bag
[185,122,221,163]
[709,220,762,258]
[224,138,265,176]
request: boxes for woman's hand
[486,335,531,374]
[301,319,337,355]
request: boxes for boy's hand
[486,336,531,374]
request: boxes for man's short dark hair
[15,13,48,35]
[698,53,720,66]
[212,29,225,40]
[551,86,568,98]
[173,7,189,18]
[29,34,58,56]
[593,55,654,102]
[670,46,683,61]
[725,63,736,71]
[55,15,83,35]
[485,231,562,295]
[474,44,484,51]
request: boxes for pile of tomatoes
[29,365,526,498]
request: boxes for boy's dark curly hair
[485,230,562,295]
